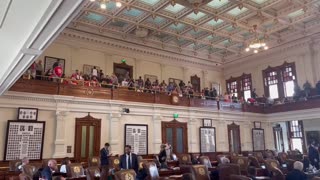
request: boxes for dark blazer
[158,150,166,163]
[100,148,109,166]
[119,153,139,172]
[41,166,53,180]
[286,169,307,180]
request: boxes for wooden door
[228,123,241,154]
[161,119,188,154]
[113,62,133,83]
[273,124,284,152]
[75,114,101,162]
[191,75,201,93]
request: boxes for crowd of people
[24,60,224,100]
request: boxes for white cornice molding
[57,28,222,71]
[2,91,266,121]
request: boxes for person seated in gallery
[224,92,231,102]
[127,79,135,90]
[187,81,192,88]
[144,78,152,92]
[17,157,30,171]
[187,87,194,98]
[286,161,307,180]
[111,73,118,85]
[137,76,144,89]
[152,80,160,93]
[98,70,104,81]
[35,60,43,80]
[121,78,129,87]
[44,68,53,81]
[251,88,258,99]
[232,94,238,103]
[179,80,185,89]
[159,80,167,92]
[60,157,71,174]
[91,76,101,87]
[204,87,210,99]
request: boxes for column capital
[110,113,121,119]
[153,115,162,121]
[202,70,208,75]
[56,110,69,117]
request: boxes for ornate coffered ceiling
[69,0,320,65]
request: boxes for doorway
[228,123,241,154]
[74,114,101,162]
[161,120,188,154]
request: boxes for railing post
[217,101,220,110]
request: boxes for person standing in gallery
[100,143,112,180]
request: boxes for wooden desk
[0,171,20,180]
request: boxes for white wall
[223,37,320,96]
[36,41,223,91]
[0,92,272,160]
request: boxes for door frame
[273,124,284,152]
[74,114,101,162]
[161,119,188,154]
[227,122,241,153]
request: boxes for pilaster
[183,67,189,83]
[216,120,228,151]
[202,70,208,89]
[188,117,197,152]
[153,115,162,153]
[109,113,122,154]
[53,110,69,158]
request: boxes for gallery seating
[114,169,136,180]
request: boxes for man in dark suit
[100,143,111,180]
[308,140,319,169]
[286,161,307,180]
[41,160,58,180]
[120,145,139,173]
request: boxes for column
[134,58,139,79]
[160,64,166,82]
[183,67,189,83]
[216,120,228,151]
[109,113,121,154]
[153,115,162,153]
[264,122,274,150]
[241,122,252,151]
[53,111,68,158]
[188,118,197,152]
[202,70,208,89]
[309,41,320,85]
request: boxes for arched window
[263,62,297,99]
[226,73,252,100]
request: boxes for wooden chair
[88,156,100,167]
[190,165,210,180]
[143,162,161,180]
[66,163,85,178]
[230,174,252,180]
[248,156,268,177]
[114,169,136,180]
[232,156,249,175]
[19,173,30,180]
[178,154,192,165]
[86,166,101,180]
[9,160,22,171]
[269,167,285,180]
[109,156,121,172]
[219,164,248,180]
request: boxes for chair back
[270,167,285,180]
[18,173,30,180]
[248,156,260,168]
[199,156,212,168]
[88,156,100,167]
[86,166,101,180]
[110,156,121,171]
[191,165,210,180]
[114,169,136,180]
[232,157,249,175]
[277,152,288,164]
[219,164,241,180]
[9,160,21,171]
[230,175,252,180]
[178,154,192,165]
[67,163,85,178]
[144,162,160,180]
[21,165,38,179]
[253,152,264,164]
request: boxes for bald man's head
[48,160,57,170]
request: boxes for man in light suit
[119,145,139,173]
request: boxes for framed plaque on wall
[203,119,212,127]
[124,124,148,155]
[199,127,216,153]
[252,128,265,151]
[4,120,45,160]
[18,108,38,121]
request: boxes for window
[288,120,304,153]
[226,73,252,100]
[263,62,297,99]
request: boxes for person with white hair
[286,161,307,180]
[17,157,29,171]
[41,160,58,180]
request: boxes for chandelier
[90,0,122,9]
[245,24,269,53]
[245,38,268,53]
